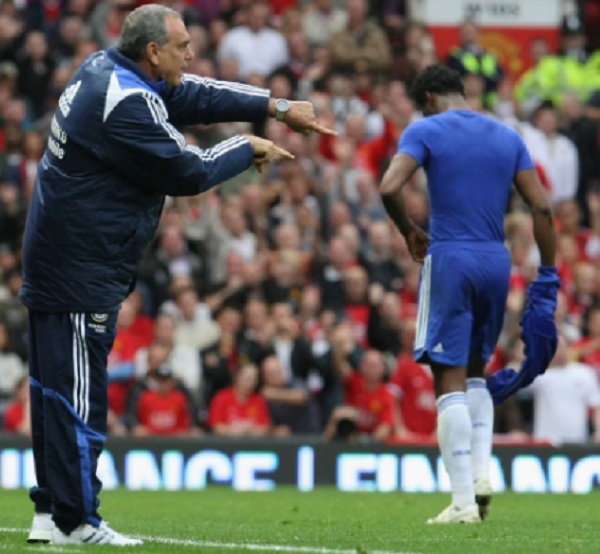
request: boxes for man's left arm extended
[380,153,429,263]
[163,74,336,135]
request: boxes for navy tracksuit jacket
[19,47,270,532]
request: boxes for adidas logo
[59,80,82,118]
[432,343,444,353]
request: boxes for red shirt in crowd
[344,372,394,434]
[355,119,398,177]
[268,0,297,15]
[389,356,437,435]
[108,325,153,416]
[573,337,600,375]
[137,389,190,435]
[2,402,25,432]
[345,303,371,348]
[208,388,270,429]
[131,315,155,347]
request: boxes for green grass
[1,489,599,553]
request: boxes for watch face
[276,99,290,112]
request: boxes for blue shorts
[414,242,511,367]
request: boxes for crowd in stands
[2,0,600,445]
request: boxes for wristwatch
[275,98,291,122]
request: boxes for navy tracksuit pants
[28,311,118,533]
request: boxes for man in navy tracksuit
[20,4,332,546]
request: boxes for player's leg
[468,246,511,520]
[45,311,142,546]
[26,311,54,543]
[429,362,479,523]
[415,252,479,524]
[30,312,98,534]
[466,353,494,519]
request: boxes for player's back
[400,110,533,244]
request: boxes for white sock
[467,378,494,481]
[437,392,475,509]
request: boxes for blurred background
[1,0,600,449]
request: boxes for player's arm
[163,75,270,125]
[372,422,392,442]
[380,153,429,263]
[262,385,308,406]
[373,393,394,442]
[513,168,556,267]
[163,75,336,135]
[389,387,410,438]
[104,94,292,196]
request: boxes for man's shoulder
[401,117,431,136]
[213,387,234,402]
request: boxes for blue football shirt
[398,110,535,243]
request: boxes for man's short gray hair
[117,4,179,61]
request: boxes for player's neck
[438,94,469,113]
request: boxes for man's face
[155,15,193,87]
[461,22,479,46]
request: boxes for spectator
[330,0,392,76]
[528,335,600,444]
[302,0,347,47]
[107,295,152,416]
[532,101,579,203]
[238,299,275,367]
[572,304,600,378]
[17,31,55,119]
[208,363,270,436]
[263,249,304,308]
[0,269,28,361]
[367,284,402,359]
[568,263,597,324]
[133,363,195,437]
[201,306,243,402]
[217,2,289,79]
[570,93,600,220]
[349,173,388,236]
[319,236,351,312]
[319,318,362,415]
[0,321,25,403]
[165,287,220,352]
[388,351,437,438]
[2,376,30,434]
[514,37,555,116]
[260,355,319,435]
[298,284,323,342]
[271,301,315,384]
[135,313,203,403]
[343,265,371,347]
[205,250,249,312]
[447,20,503,108]
[360,220,402,290]
[139,223,205,314]
[325,349,394,442]
[221,203,257,261]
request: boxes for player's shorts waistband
[428,240,508,254]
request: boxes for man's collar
[106,47,167,94]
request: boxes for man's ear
[146,42,160,66]
[425,91,438,111]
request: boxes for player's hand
[244,135,294,173]
[406,227,429,263]
[281,101,337,136]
